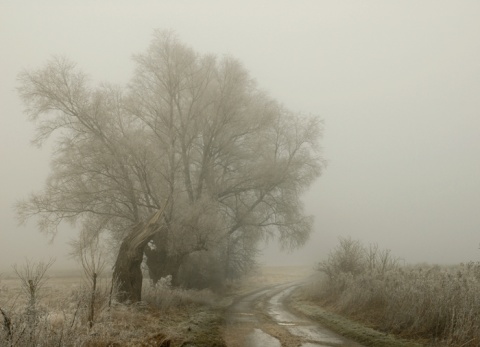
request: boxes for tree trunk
[144,238,183,286]
[113,207,166,302]
[144,245,169,284]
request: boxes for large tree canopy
[17,31,324,295]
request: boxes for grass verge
[288,288,425,347]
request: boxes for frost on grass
[302,237,480,347]
[0,272,225,346]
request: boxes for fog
[1,1,480,272]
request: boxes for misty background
[1,1,480,272]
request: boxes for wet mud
[225,282,364,347]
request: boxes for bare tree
[128,31,324,284]
[17,30,324,301]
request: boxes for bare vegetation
[0,265,226,346]
[302,237,480,346]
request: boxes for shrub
[317,237,399,281]
[309,238,480,346]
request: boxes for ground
[0,266,434,346]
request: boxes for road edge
[286,286,426,347]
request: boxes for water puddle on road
[226,282,364,346]
[267,284,364,346]
[287,325,343,344]
[245,329,281,347]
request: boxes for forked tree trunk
[144,243,183,286]
[113,206,166,302]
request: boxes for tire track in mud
[224,282,364,347]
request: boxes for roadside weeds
[288,288,425,347]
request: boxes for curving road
[225,282,364,347]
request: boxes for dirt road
[224,282,364,347]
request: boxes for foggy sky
[1,1,480,271]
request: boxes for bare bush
[310,239,480,346]
[71,230,107,328]
[317,237,399,280]
[317,237,366,279]
[11,258,55,345]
